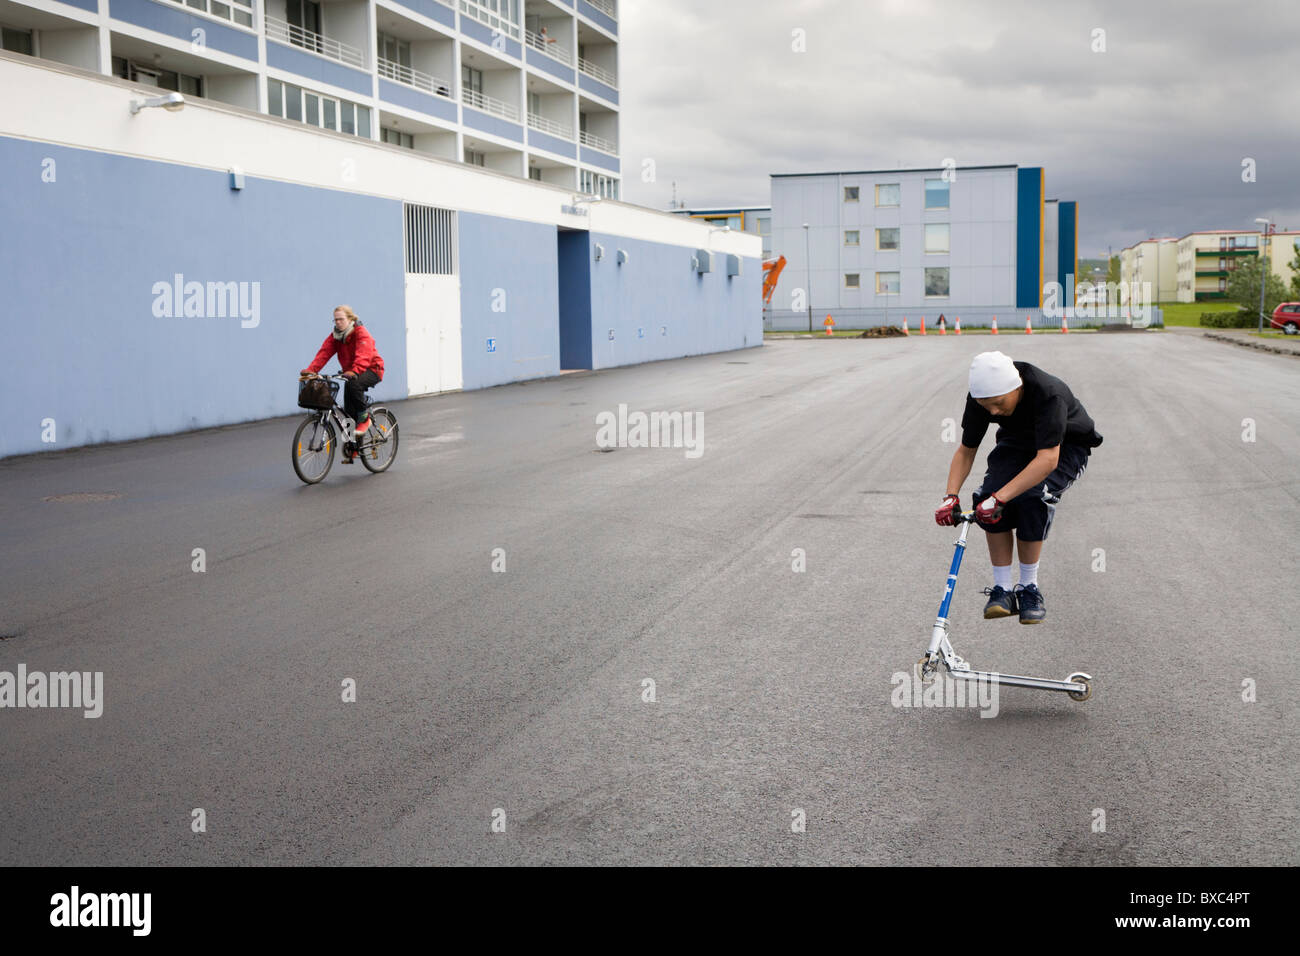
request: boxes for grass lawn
[1158,301,1242,328]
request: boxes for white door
[405,274,462,396]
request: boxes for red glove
[934,494,961,526]
[975,495,1006,525]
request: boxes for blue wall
[557,231,593,370]
[585,234,761,369]
[1016,167,1043,309]
[458,213,561,390]
[0,135,405,459]
[1058,200,1077,287]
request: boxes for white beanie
[969,351,1022,399]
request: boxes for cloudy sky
[618,0,1298,258]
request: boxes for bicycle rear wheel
[360,408,398,473]
[292,415,336,484]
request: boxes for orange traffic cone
[939,317,947,335]
[1062,315,1069,334]
[1025,315,1033,335]
[920,318,927,336]
[824,314,835,336]
[902,317,910,335]
[991,316,998,335]
[955,317,962,335]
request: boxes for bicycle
[291,373,399,484]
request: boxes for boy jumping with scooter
[934,351,1103,624]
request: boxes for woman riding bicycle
[300,305,385,463]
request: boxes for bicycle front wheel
[292,415,336,484]
[360,408,399,474]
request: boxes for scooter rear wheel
[1066,672,1092,702]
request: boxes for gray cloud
[620,0,1299,256]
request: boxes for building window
[111,57,204,97]
[845,273,860,289]
[925,267,950,297]
[462,65,484,94]
[876,272,900,294]
[876,227,899,251]
[167,0,253,28]
[844,230,860,246]
[1220,237,1227,251]
[381,127,414,149]
[379,32,412,68]
[844,186,860,202]
[876,183,900,207]
[465,149,486,166]
[2,26,33,55]
[528,167,541,181]
[580,170,620,199]
[267,79,369,137]
[924,178,949,209]
[924,223,950,254]
[1218,278,1227,291]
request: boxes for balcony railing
[462,87,520,122]
[527,113,573,139]
[579,129,616,154]
[525,28,573,65]
[578,57,616,87]
[459,0,521,40]
[586,0,616,18]
[378,58,452,98]
[265,16,365,69]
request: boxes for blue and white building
[0,50,760,459]
[768,166,1078,330]
[0,0,623,195]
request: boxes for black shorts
[971,443,1091,541]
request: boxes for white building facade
[0,0,621,193]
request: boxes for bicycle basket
[298,377,339,410]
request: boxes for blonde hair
[333,305,360,324]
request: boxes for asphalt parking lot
[2,331,1296,865]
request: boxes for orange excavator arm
[762,255,786,305]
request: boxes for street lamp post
[1254,218,1270,334]
[803,223,812,333]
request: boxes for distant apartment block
[768,165,1077,329]
[1174,231,1261,302]
[1119,238,1178,302]
[0,0,621,194]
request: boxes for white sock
[1019,561,1039,588]
[992,564,1013,590]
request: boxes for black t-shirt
[961,362,1103,451]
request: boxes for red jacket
[306,322,384,379]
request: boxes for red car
[1271,302,1300,334]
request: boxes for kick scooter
[916,511,1093,701]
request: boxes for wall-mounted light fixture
[593,243,605,261]
[130,92,185,115]
[617,249,629,265]
[229,166,245,191]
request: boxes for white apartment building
[1119,238,1178,303]
[1174,230,1260,302]
[0,0,621,194]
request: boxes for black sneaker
[1014,584,1046,624]
[982,586,1018,619]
